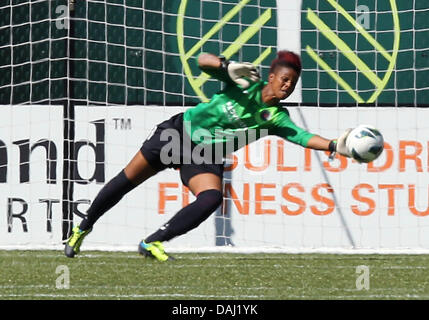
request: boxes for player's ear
[268,72,275,83]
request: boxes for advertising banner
[2,106,429,252]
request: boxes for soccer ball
[345,125,384,163]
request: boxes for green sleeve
[270,109,315,147]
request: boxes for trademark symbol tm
[113,118,132,130]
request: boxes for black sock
[145,189,223,243]
[79,170,136,231]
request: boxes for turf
[0,250,429,300]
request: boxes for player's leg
[66,112,184,258]
[79,150,157,231]
[65,151,157,258]
[145,172,222,243]
[139,165,223,261]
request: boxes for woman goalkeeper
[65,51,352,261]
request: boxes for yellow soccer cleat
[64,226,92,258]
[138,240,175,262]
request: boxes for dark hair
[269,50,302,76]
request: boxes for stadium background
[0,0,429,252]
[2,0,428,105]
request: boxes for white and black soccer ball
[346,125,384,163]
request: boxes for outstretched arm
[197,53,260,88]
[306,130,353,158]
[306,135,332,151]
[198,53,223,70]
[271,110,352,157]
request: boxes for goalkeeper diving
[65,51,353,261]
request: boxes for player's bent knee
[197,189,223,210]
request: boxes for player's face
[269,66,299,100]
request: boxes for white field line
[1,293,428,299]
[3,245,429,255]
[0,285,425,293]
[2,252,429,262]
[0,285,270,290]
[0,285,51,289]
[2,260,428,270]
[1,284,427,300]
[0,293,263,299]
[1,252,428,270]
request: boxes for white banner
[1,106,429,252]
[0,106,63,247]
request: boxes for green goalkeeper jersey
[183,80,315,155]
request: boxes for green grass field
[1,250,428,300]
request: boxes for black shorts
[140,112,224,186]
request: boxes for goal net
[1,0,429,253]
